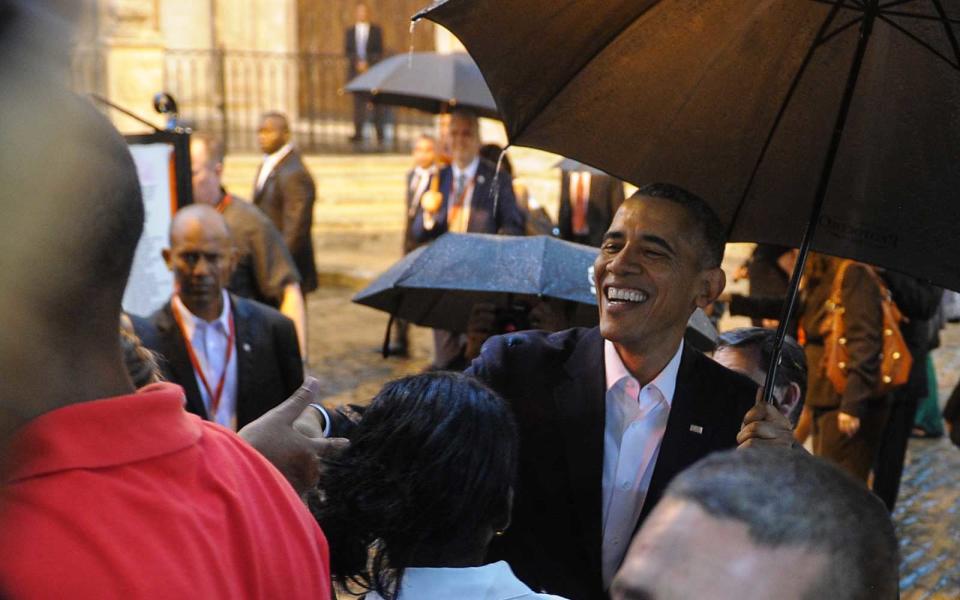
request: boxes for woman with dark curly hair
[310,372,565,600]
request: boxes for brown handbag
[820,260,913,396]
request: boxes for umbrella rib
[881,9,960,23]
[927,0,960,65]
[819,16,868,46]
[877,13,960,69]
[725,1,849,238]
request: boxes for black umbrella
[345,51,499,119]
[415,0,960,402]
[353,232,718,351]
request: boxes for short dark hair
[665,448,899,600]
[635,183,725,268]
[717,327,807,425]
[260,111,290,132]
[310,372,519,600]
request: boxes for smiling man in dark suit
[137,205,304,430]
[467,183,793,599]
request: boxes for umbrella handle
[382,314,395,359]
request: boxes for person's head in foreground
[714,327,807,426]
[595,184,726,364]
[611,448,898,600]
[0,46,144,448]
[310,372,519,600]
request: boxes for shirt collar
[604,339,684,406]
[375,561,534,600]
[264,142,294,162]
[172,290,232,339]
[452,156,480,181]
[4,383,202,484]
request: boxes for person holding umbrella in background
[411,108,525,369]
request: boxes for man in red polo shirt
[0,19,332,597]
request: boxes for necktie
[572,172,588,235]
[448,172,468,232]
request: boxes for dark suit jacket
[411,159,525,243]
[557,171,625,247]
[345,23,384,77]
[136,295,304,429]
[253,149,318,293]
[466,327,757,600]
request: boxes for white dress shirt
[408,165,431,217]
[172,291,239,430]
[255,142,293,193]
[355,22,370,61]
[364,561,567,600]
[600,339,683,588]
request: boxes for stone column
[100,0,166,133]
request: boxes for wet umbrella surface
[345,51,499,119]
[353,233,718,349]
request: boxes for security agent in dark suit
[253,112,319,295]
[558,168,625,247]
[136,205,303,430]
[468,185,795,599]
[345,2,385,143]
[411,110,525,369]
[313,185,795,599]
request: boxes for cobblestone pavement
[307,285,960,597]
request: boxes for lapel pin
[689,424,703,434]
[477,175,486,185]
[242,342,252,353]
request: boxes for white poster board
[122,143,175,317]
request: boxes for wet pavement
[306,285,960,597]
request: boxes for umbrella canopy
[353,233,718,349]
[345,51,499,119]
[414,0,960,292]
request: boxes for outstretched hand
[737,389,801,450]
[238,376,349,496]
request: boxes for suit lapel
[231,295,256,423]
[155,303,207,420]
[554,328,606,577]
[639,345,714,525]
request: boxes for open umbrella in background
[353,233,719,353]
[345,51,499,119]
[415,0,960,401]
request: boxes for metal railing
[164,48,434,153]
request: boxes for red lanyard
[172,300,236,418]
[216,193,233,214]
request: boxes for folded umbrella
[353,233,718,350]
[345,51,499,119]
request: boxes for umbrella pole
[762,0,878,405]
